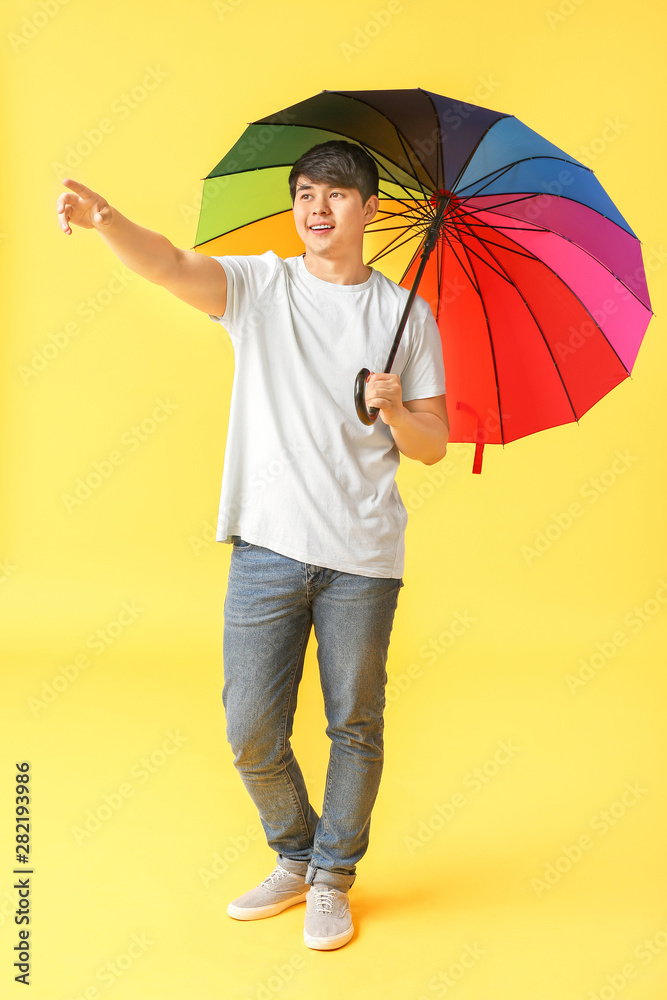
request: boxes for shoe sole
[303,924,354,950]
[227,891,309,920]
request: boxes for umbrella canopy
[194,89,652,472]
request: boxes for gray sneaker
[227,864,309,920]
[303,883,354,950]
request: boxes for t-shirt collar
[295,254,377,293]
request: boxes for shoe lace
[260,865,291,888]
[312,887,336,913]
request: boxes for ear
[363,194,379,225]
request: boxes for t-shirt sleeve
[207,251,277,337]
[399,299,447,401]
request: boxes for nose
[310,194,330,215]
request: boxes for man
[56,140,448,951]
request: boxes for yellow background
[1,0,666,997]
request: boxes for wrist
[387,405,409,430]
[93,203,116,231]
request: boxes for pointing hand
[57,178,113,235]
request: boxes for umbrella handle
[354,367,379,425]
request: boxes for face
[292,175,379,257]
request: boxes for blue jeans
[222,536,403,892]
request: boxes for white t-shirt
[208,251,446,578]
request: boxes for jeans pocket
[231,535,254,550]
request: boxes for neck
[302,249,371,285]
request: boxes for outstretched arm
[56,178,227,316]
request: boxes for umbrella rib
[368,154,432,204]
[366,228,425,267]
[459,193,544,219]
[194,207,295,246]
[454,161,519,199]
[454,155,591,197]
[393,131,431,203]
[435,225,443,318]
[449,241,515,285]
[440,227,480,292]
[369,218,423,230]
[458,206,652,311]
[457,210,548,233]
[397,240,428,288]
[351,135,432,205]
[417,89,443,192]
[453,234,507,446]
[439,114,514,195]
[370,213,417,225]
[418,88,504,193]
[442,192,554,237]
[455,215,584,422]
[370,200,431,225]
[436,119,443,193]
[375,194,424,214]
[468,222,549,233]
[444,216,519,285]
[458,193,559,228]
[474,191,645,268]
[447,218,545,263]
[331,91,439,189]
[368,222,429,234]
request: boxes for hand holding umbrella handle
[354,368,379,425]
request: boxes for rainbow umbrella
[193,89,652,472]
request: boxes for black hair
[288,140,379,205]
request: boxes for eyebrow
[295,181,345,193]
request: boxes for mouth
[309,224,335,231]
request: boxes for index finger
[61,177,93,196]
